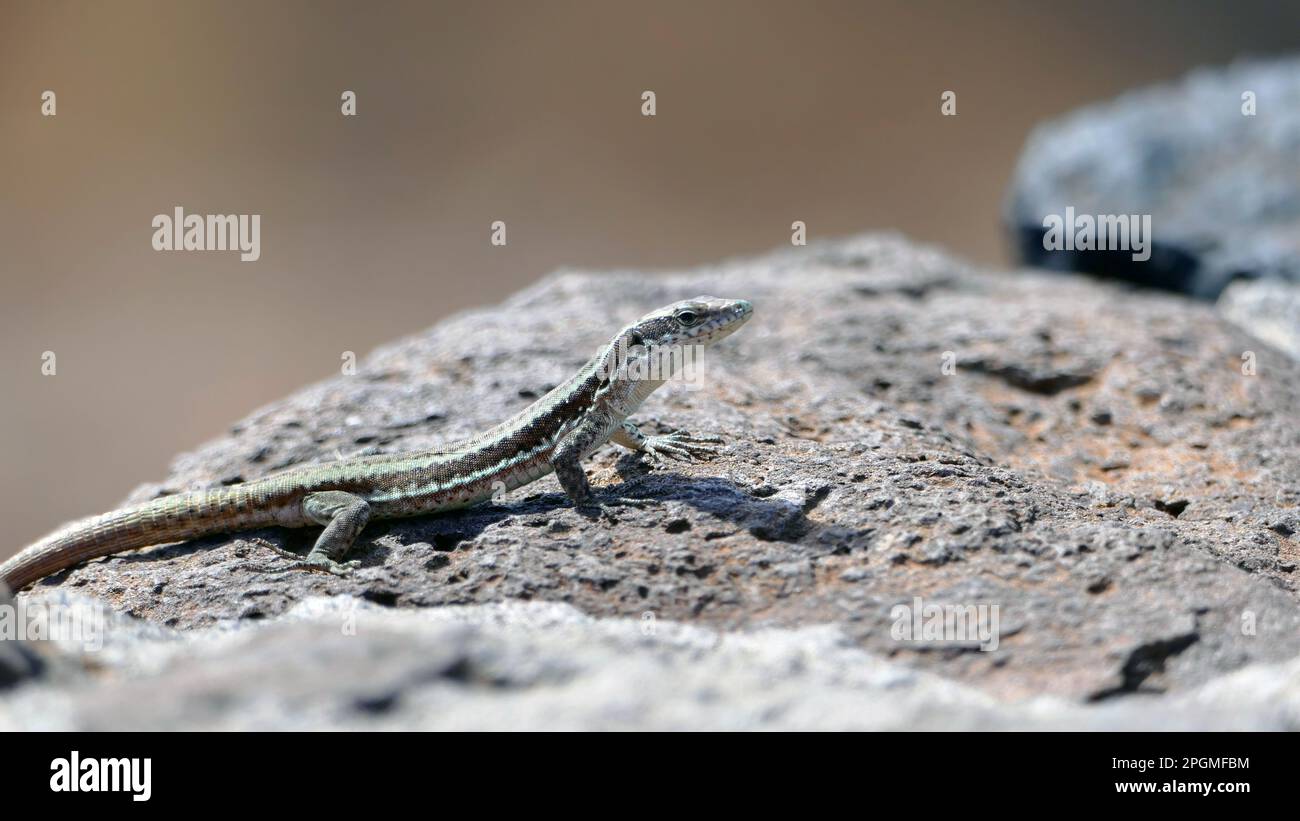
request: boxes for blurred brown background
[3,0,1298,558]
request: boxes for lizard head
[625,296,754,350]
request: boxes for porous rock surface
[6,234,1300,728]
[3,593,1296,731]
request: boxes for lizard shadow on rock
[374,452,863,553]
[37,455,853,586]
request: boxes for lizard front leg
[610,420,722,465]
[550,415,613,508]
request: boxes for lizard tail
[0,487,289,593]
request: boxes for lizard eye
[675,310,700,327]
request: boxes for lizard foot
[251,538,304,562]
[642,432,723,465]
[304,555,362,576]
[250,539,360,576]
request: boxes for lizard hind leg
[301,491,371,576]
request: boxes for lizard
[0,296,754,592]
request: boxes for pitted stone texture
[2,596,1296,731]
[28,234,1300,704]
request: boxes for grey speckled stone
[1007,57,1300,298]
[10,233,1300,725]
[1,594,1296,731]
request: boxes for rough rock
[7,233,1300,726]
[2,593,1295,731]
[1007,57,1300,298]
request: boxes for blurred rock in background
[1007,57,1300,298]
[1007,56,1300,360]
